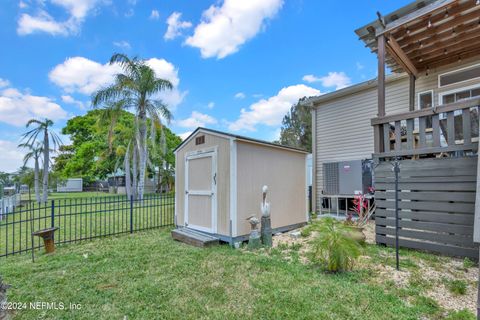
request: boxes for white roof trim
[305,73,408,108]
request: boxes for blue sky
[0,0,411,172]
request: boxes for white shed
[57,178,83,192]
[174,128,309,243]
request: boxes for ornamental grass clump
[308,218,362,272]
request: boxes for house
[173,127,308,245]
[307,0,480,258]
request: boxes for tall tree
[277,97,312,152]
[92,54,173,200]
[18,142,43,203]
[54,109,180,189]
[21,119,62,203]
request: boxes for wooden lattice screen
[375,156,478,259]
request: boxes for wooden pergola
[355,0,480,116]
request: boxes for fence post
[130,195,133,234]
[51,200,55,228]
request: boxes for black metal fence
[0,193,175,258]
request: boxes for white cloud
[49,56,186,108]
[356,62,364,70]
[0,84,67,127]
[49,57,121,95]
[0,140,25,173]
[234,92,245,99]
[164,12,192,40]
[179,131,192,141]
[150,9,160,20]
[185,0,283,59]
[228,84,320,132]
[207,102,215,109]
[0,78,10,88]
[177,111,217,129]
[19,1,28,9]
[113,40,131,50]
[17,0,107,36]
[302,72,351,90]
[61,95,85,109]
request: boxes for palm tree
[21,119,62,203]
[92,54,173,200]
[18,142,43,203]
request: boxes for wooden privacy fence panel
[375,156,478,259]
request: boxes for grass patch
[463,258,475,269]
[0,228,454,320]
[444,279,468,296]
[444,309,476,320]
[0,193,174,257]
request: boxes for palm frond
[92,84,125,107]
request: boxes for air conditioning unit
[323,159,373,195]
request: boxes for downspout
[311,104,317,214]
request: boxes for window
[439,64,480,87]
[441,86,480,105]
[195,135,205,145]
[418,91,433,109]
[417,91,433,128]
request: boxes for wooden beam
[391,1,473,40]
[417,43,480,70]
[416,49,480,72]
[411,33,480,62]
[397,7,480,47]
[371,97,480,126]
[386,36,418,76]
[377,34,386,117]
[409,74,415,111]
[403,20,480,56]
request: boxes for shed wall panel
[236,141,307,236]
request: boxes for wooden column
[409,74,415,111]
[375,34,386,154]
[377,34,386,117]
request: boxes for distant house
[306,0,480,258]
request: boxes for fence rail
[0,193,175,258]
[371,97,479,159]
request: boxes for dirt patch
[270,221,478,314]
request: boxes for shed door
[185,150,217,233]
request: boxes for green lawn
[1,193,174,257]
[0,228,475,320]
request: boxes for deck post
[374,34,386,154]
[409,74,415,111]
[377,34,386,118]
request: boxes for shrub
[308,217,361,272]
[463,257,475,269]
[446,279,468,295]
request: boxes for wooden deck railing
[371,97,480,158]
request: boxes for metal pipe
[394,158,400,271]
